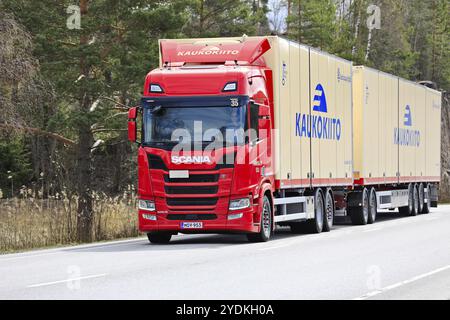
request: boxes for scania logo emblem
[171,156,212,164]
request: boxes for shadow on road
[335,209,409,225]
[66,209,411,253]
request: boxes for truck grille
[166,197,218,206]
[167,214,217,221]
[165,186,218,194]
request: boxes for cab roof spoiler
[159,37,271,67]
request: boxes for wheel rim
[369,191,376,220]
[409,186,413,212]
[326,193,333,225]
[414,186,419,213]
[419,184,424,211]
[316,193,324,229]
[262,198,271,238]
[426,184,431,206]
[363,190,369,222]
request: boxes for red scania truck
[127,36,441,244]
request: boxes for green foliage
[0,137,32,197]
[287,0,338,51]
[182,0,269,37]
[286,0,449,91]
[0,0,269,204]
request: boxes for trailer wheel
[411,184,419,216]
[147,232,172,244]
[368,188,377,224]
[247,195,272,242]
[349,188,369,225]
[399,184,415,216]
[418,183,425,213]
[304,189,324,233]
[323,189,334,232]
[422,183,431,214]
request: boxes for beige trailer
[262,37,353,189]
[424,87,442,182]
[352,66,399,185]
[352,66,441,186]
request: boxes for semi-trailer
[127,36,441,244]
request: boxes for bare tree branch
[0,123,76,146]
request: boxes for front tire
[147,232,172,244]
[247,195,272,242]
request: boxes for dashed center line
[354,264,450,300]
[27,273,107,288]
[362,227,382,233]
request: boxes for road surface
[1,205,450,300]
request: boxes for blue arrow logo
[404,105,412,126]
[313,84,328,113]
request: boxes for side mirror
[128,107,138,143]
[258,106,271,130]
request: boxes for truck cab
[128,37,276,243]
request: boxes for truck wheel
[304,189,324,233]
[349,188,369,225]
[411,184,419,216]
[247,195,272,242]
[399,184,414,216]
[418,183,425,214]
[368,188,377,224]
[422,183,431,214]
[323,189,334,232]
[147,232,172,244]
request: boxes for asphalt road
[1,205,449,300]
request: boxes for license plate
[180,222,203,229]
[169,170,189,179]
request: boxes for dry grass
[0,192,139,253]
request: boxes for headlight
[229,197,251,211]
[139,200,156,211]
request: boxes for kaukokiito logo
[394,105,420,147]
[295,84,342,141]
[177,46,239,57]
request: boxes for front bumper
[138,207,258,234]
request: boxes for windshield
[143,105,247,147]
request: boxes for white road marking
[354,264,450,300]
[258,242,294,251]
[362,227,382,233]
[27,273,107,288]
[0,251,62,262]
[0,238,147,262]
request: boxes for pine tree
[182,0,268,37]
[287,0,338,52]
[1,0,188,242]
